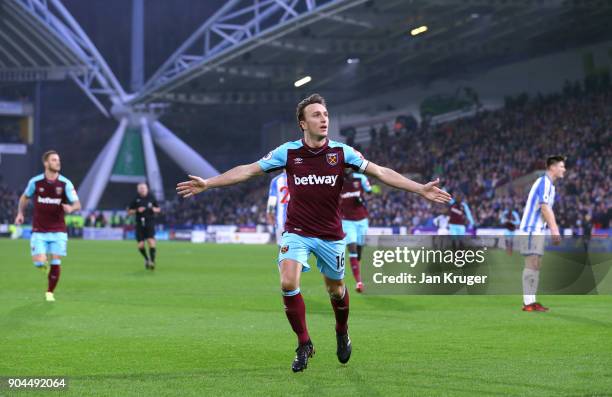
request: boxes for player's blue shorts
[278,232,346,280]
[342,218,368,246]
[30,232,68,257]
[449,224,466,236]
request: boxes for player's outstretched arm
[364,162,452,204]
[176,162,265,198]
[14,194,29,225]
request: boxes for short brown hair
[42,150,58,163]
[546,155,566,168]
[296,93,326,131]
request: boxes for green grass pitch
[0,239,611,396]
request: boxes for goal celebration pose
[177,94,451,372]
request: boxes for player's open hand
[62,204,74,214]
[176,175,208,198]
[14,213,24,225]
[420,178,452,204]
[551,233,562,246]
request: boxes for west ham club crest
[326,152,338,166]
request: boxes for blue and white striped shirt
[267,172,289,229]
[519,174,556,233]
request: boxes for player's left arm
[62,180,81,213]
[363,162,451,204]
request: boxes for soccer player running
[128,182,161,270]
[267,170,289,245]
[340,168,372,293]
[14,150,81,302]
[177,94,451,372]
[519,155,566,312]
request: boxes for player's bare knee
[326,281,345,300]
[524,255,541,270]
[33,254,47,263]
[137,241,145,249]
[281,278,299,292]
[147,239,156,247]
[279,260,301,291]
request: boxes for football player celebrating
[177,94,451,372]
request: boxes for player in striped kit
[518,155,566,312]
[267,171,289,245]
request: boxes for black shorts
[136,224,155,241]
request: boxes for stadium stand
[1,83,610,232]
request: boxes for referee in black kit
[128,182,161,270]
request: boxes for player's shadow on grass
[0,302,54,330]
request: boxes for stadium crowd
[0,82,610,232]
[362,83,611,230]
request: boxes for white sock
[522,268,540,305]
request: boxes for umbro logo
[294,157,303,164]
[39,187,44,192]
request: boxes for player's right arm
[177,162,265,198]
[541,204,561,245]
[15,177,37,225]
[177,144,287,198]
[15,194,29,225]
[266,178,278,225]
[266,200,277,226]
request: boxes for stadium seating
[1,85,610,231]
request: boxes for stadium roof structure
[0,0,220,210]
[0,0,126,117]
[130,0,612,107]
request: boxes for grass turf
[0,239,611,396]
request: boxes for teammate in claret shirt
[177,94,452,372]
[14,150,81,302]
[340,168,372,293]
